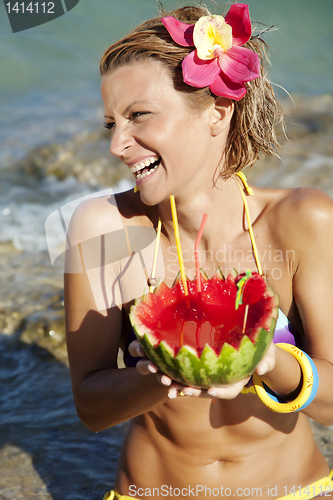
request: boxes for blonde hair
[100,5,284,177]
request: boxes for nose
[109,124,134,158]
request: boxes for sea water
[0,334,128,499]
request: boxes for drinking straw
[242,304,249,334]
[179,319,186,347]
[193,214,208,350]
[195,321,201,349]
[149,218,162,293]
[195,214,208,293]
[235,175,263,276]
[170,196,189,297]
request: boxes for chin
[138,191,160,207]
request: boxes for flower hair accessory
[161,3,260,101]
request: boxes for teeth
[136,163,159,179]
[130,156,159,174]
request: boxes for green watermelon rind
[130,316,277,389]
[129,274,278,388]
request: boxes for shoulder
[259,186,333,257]
[67,193,121,246]
[273,187,333,233]
[67,189,152,245]
[255,185,333,227]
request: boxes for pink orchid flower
[161,4,260,101]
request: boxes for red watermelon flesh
[140,277,265,353]
[130,270,278,387]
[236,272,267,305]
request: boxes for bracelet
[252,343,319,413]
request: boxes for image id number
[283,485,332,497]
[5,2,55,14]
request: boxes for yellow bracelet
[252,343,318,413]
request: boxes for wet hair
[100,5,285,177]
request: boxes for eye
[130,111,150,121]
[104,121,115,130]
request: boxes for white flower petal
[193,15,232,61]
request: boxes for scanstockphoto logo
[3,0,80,33]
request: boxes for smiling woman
[100,5,284,178]
[101,60,223,206]
[64,3,333,500]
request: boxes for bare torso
[65,182,333,499]
[115,398,328,499]
[111,186,330,498]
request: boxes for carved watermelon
[129,270,278,388]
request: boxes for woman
[64,4,333,499]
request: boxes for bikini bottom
[102,470,333,500]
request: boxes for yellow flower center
[193,15,233,61]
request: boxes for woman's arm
[260,188,333,425]
[64,197,169,432]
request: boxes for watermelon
[129,270,278,388]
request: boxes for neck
[158,175,246,246]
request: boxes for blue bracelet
[252,344,319,413]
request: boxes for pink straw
[195,214,208,293]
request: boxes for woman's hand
[128,340,276,400]
[128,340,185,397]
[128,340,159,374]
[255,341,276,377]
[202,342,276,400]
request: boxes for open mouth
[130,157,161,180]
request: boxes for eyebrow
[104,100,153,119]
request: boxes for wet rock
[0,445,52,500]
[0,311,24,336]
[282,94,333,138]
[0,246,66,365]
[247,95,333,197]
[20,307,67,367]
[13,129,133,187]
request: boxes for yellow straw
[236,173,263,276]
[149,218,162,293]
[170,195,189,296]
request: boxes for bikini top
[123,173,301,368]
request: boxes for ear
[209,97,234,137]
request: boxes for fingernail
[148,365,157,373]
[257,363,268,376]
[161,376,171,386]
[183,391,193,396]
[168,389,177,399]
[208,391,217,397]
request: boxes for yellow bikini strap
[235,172,263,275]
[235,171,253,195]
[102,491,115,500]
[147,173,262,287]
[102,491,136,500]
